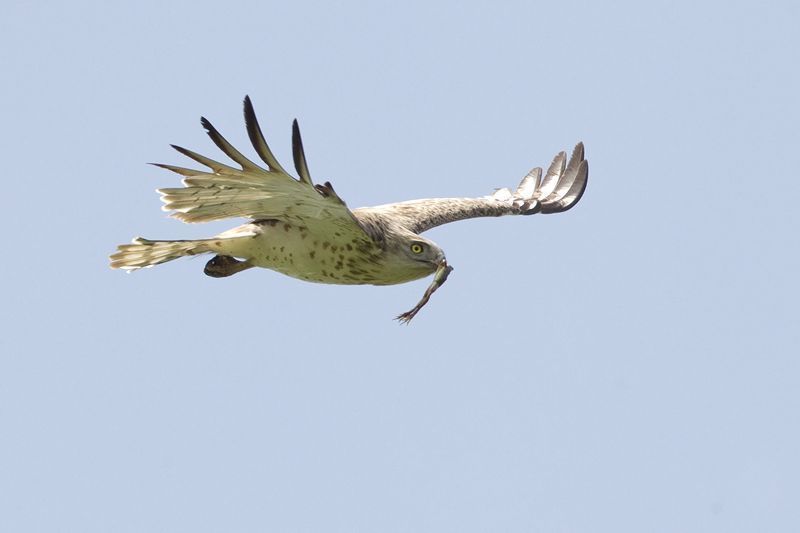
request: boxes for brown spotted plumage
[110,97,588,321]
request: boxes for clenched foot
[204,255,252,278]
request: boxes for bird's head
[382,231,446,283]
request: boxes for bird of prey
[110,97,588,322]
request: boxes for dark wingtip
[560,160,589,212]
[291,119,313,185]
[242,97,255,130]
[291,120,301,150]
[542,159,589,214]
[243,95,254,117]
[241,95,290,174]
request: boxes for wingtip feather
[242,95,290,174]
[291,119,313,185]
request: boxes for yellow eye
[410,243,424,254]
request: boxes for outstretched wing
[156,96,377,241]
[355,143,588,234]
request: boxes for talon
[204,255,249,277]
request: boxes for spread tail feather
[109,237,212,271]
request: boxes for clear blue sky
[2,1,799,531]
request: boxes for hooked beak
[434,258,452,281]
[431,252,447,269]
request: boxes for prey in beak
[396,259,454,324]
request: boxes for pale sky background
[2,1,799,532]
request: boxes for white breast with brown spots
[207,219,396,285]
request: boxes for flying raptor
[110,97,588,322]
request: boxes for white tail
[109,237,211,271]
